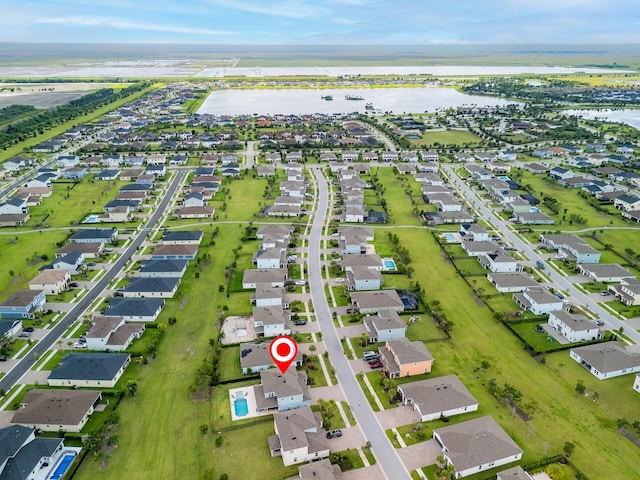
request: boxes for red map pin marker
[269,335,298,374]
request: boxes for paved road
[245,140,257,169]
[442,164,640,345]
[359,120,396,151]
[307,166,411,480]
[0,171,185,392]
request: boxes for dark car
[326,430,342,439]
[0,356,7,362]
[294,320,307,326]
[535,324,544,333]
[86,262,96,267]
[69,282,79,288]
[346,308,358,314]
[22,327,35,333]
[369,361,383,369]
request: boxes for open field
[410,129,483,147]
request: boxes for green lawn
[405,314,446,342]
[302,355,329,387]
[409,129,483,147]
[372,167,423,226]
[218,346,242,382]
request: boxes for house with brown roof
[85,316,145,351]
[341,254,384,273]
[433,416,523,478]
[269,406,329,466]
[151,244,198,260]
[398,374,479,422]
[379,337,433,378]
[296,459,342,480]
[28,270,70,295]
[11,389,102,433]
[55,242,104,259]
[175,206,214,219]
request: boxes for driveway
[307,384,344,403]
[338,324,366,339]
[325,425,366,450]
[375,405,417,430]
[397,439,441,471]
[341,465,386,480]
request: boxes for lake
[197,86,517,116]
[564,109,640,130]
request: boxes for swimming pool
[83,214,101,224]
[383,258,397,270]
[234,397,249,417]
[49,453,76,480]
[443,233,456,242]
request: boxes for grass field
[410,129,483,147]
[372,167,423,226]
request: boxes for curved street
[307,165,411,480]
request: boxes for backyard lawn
[410,129,483,147]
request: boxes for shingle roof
[48,353,130,381]
[124,277,179,293]
[398,374,478,417]
[11,389,101,427]
[104,298,164,317]
[571,341,640,374]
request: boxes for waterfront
[564,108,640,130]
[197,86,517,115]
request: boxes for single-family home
[538,234,601,264]
[269,406,329,466]
[61,167,88,180]
[548,310,602,343]
[122,277,180,298]
[579,264,636,283]
[459,224,489,242]
[0,198,28,215]
[253,248,286,270]
[516,211,554,225]
[570,341,640,380]
[614,194,640,211]
[254,368,310,413]
[50,251,84,274]
[398,374,479,422]
[479,252,521,273]
[151,244,198,260]
[610,278,640,306]
[160,230,203,245]
[513,288,565,315]
[242,269,288,289]
[0,320,23,339]
[11,389,102,433]
[183,192,205,207]
[139,259,189,278]
[433,416,523,478]
[296,459,342,480]
[71,228,117,244]
[0,290,46,319]
[346,266,383,292]
[240,341,303,374]
[28,269,70,295]
[462,241,501,257]
[103,298,164,322]
[341,254,384,273]
[252,286,288,308]
[351,290,405,314]
[0,426,66,479]
[47,353,131,388]
[84,316,145,351]
[363,309,406,343]
[487,272,539,293]
[379,337,434,378]
[252,305,291,338]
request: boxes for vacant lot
[411,129,482,147]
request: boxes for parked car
[346,308,358,314]
[18,332,31,338]
[0,356,7,362]
[113,291,124,297]
[22,327,34,333]
[599,291,611,296]
[335,278,345,283]
[369,361,383,369]
[363,351,377,360]
[294,320,307,326]
[555,293,565,300]
[594,320,605,327]
[73,342,87,349]
[86,262,96,267]
[69,282,79,288]
[294,280,306,286]
[326,430,342,439]
[535,324,545,333]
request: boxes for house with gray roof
[496,466,534,480]
[479,252,521,273]
[346,267,383,291]
[84,316,145,351]
[0,425,66,480]
[50,251,84,275]
[379,337,433,379]
[351,290,405,314]
[71,228,117,244]
[487,272,539,293]
[253,248,286,270]
[548,310,602,343]
[151,244,198,260]
[252,286,288,308]
[11,389,102,433]
[398,374,479,422]
[139,259,189,278]
[363,309,406,343]
[103,298,164,322]
[516,211,554,225]
[0,290,46,320]
[240,342,303,374]
[513,288,565,315]
[570,341,640,380]
[433,416,523,478]
[462,241,501,257]
[609,278,640,306]
[341,254,383,273]
[269,406,329,466]
[122,277,180,298]
[48,353,131,388]
[578,264,636,283]
[253,368,310,412]
[242,269,288,289]
[256,225,293,242]
[296,459,342,480]
[252,306,291,338]
[538,234,600,264]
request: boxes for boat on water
[345,95,364,100]
[321,95,333,100]
[365,103,374,110]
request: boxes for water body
[197,87,516,116]
[564,109,640,130]
[195,65,630,78]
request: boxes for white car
[73,342,88,349]
[334,278,345,283]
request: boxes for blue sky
[1,0,639,44]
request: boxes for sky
[1,0,639,44]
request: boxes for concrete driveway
[397,439,441,471]
[307,384,344,403]
[341,465,386,480]
[375,405,417,430]
[325,425,366,450]
[338,324,366,339]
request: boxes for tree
[563,441,576,458]
[574,380,586,397]
[126,380,138,397]
[200,423,209,436]
[592,391,600,402]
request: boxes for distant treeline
[0,104,38,125]
[0,78,135,83]
[0,82,149,149]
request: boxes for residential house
[139,259,189,278]
[254,368,310,413]
[84,316,145,351]
[160,230,203,245]
[0,320,23,339]
[0,198,28,215]
[0,290,46,319]
[122,277,180,298]
[47,352,131,388]
[183,192,204,207]
[55,242,103,259]
[269,406,329,466]
[341,254,384,273]
[71,228,117,244]
[252,286,288,308]
[610,278,640,306]
[487,272,539,293]
[11,389,101,433]
[242,269,288,289]
[351,290,405,314]
[240,341,303,374]
[0,425,66,480]
[346,267,384,291]
[50,251,85,275]
[513,288,566,315]
[459,224,489,242]
[538,234,601,264]
[548,310,602,343]
[296,459,342,480]
[252,305,291,338]
[103,298,164,322]
[579,264,636,283]
[398,374,479,422]
[151,244,198,260]
[363,309,406,343]
[479,252,520,273]
[379,337,434,378]
[433,416,523,478]
[28,270,70,295]
[570,341,640,380]
[516,211,554,225]
[462,241,501,257]
[614,194,640,211]
[254,248,286,270]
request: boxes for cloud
[36,16,234,36]
[205,0,327,20]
